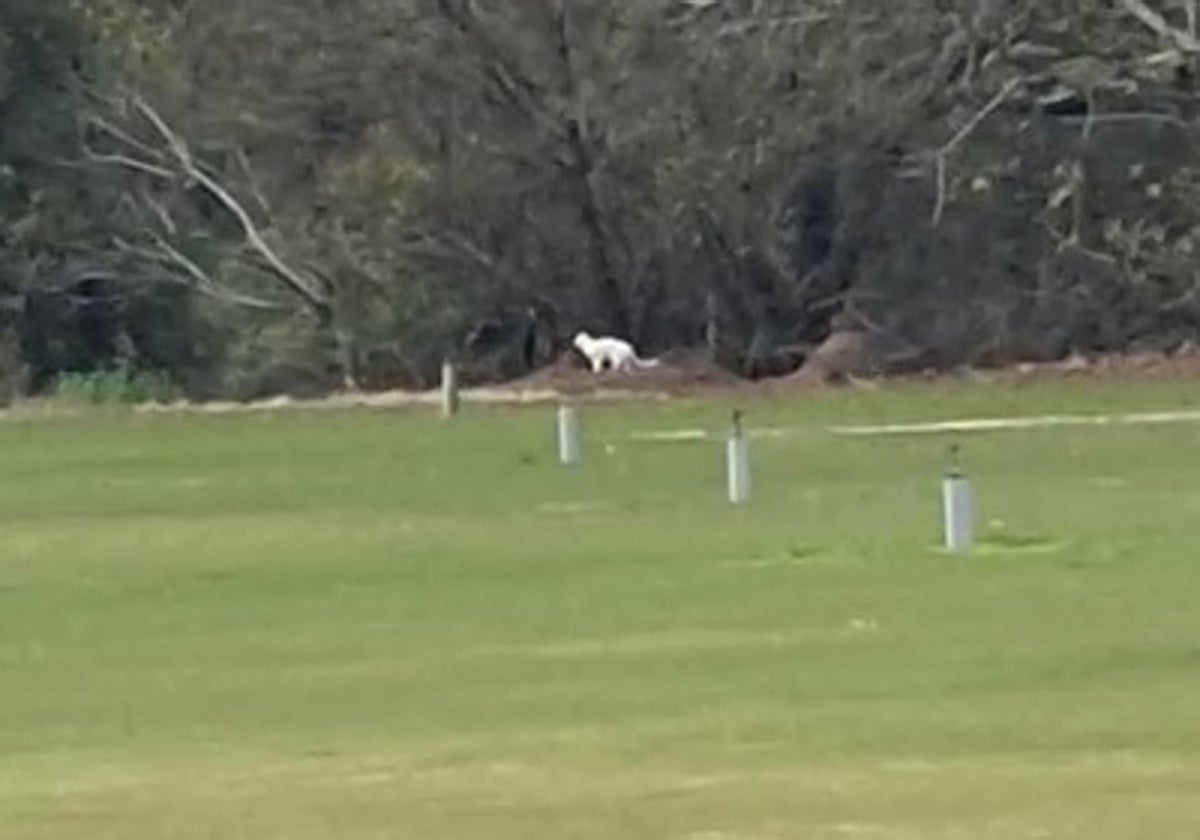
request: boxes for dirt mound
[788,329,931,385]
[782,330,1200,389]
[841,346,1200,389]
[980,347,1200,384]
[504,347,746,394]
[653,348,747,387]
[790,330,874,384]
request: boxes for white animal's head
[572,331,593,351]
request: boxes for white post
[440,359,459,418]
[727,410,751,505]
[942,445,974,553]
[557,404,581,466]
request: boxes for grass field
[4,379,1200,838]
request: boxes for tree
[8,0,1200,400]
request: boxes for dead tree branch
[127,94,330,309]
[930,78,1022,225]
[113,235,288,312]
[1118,0,1200,52]
[84,92,360,389]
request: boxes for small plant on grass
[48,363,180,405]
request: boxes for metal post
[727,409,751,505]
[942,444,974,553]
[557,404,581,466]
[440,359,459,418]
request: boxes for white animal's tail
[630,355,661,369]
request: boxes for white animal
[572,331,660,373]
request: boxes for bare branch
[87,94,340,321]
[148,235,290,312]
[112,236,289,312]
[126,94,330,309]
[85,114,167,162]
[81,146,175,179]
[233,147,274,219]
[930,78,1022,225]
[1118,0,1200,52]
[1056,111,1191,131]
[399,229,499,276]
[937,77,1022,158]
[932,154,948,227]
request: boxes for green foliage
[48,362,180,405]
[0,2,93,258]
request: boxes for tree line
[3,0,1200,400]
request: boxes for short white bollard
[440,359,459,418]
[942,445,974,553]
[557,404,581,466]
[727,410,751,505]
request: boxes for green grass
[4,379,1200,838]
